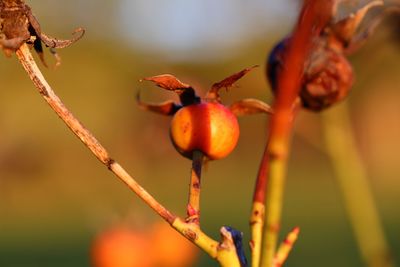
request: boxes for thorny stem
[322,103,395,267]
[187,150,204,224]
[15,43,241,267]
[258,1,334,267]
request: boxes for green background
[0,1,399,266]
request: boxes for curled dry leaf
[141,74,191,92]
[136,91,181,116]
[206,65,259,102]
[229,98,273,116]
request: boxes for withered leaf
[141,74,192,92]
[206,65,258,102]
[229,98,273,116]
[136,91,181,116]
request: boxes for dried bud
[301,39,354,111]
[266,37,354,111]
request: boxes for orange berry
[91,226,152,267]
[170,102,239,160]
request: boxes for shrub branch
[15,43,241,267]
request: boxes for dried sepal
[49,47,62,68]
[206,65,258,102]
[32,37,47,67]
[344,5,400,54]
[141,74,200,106]
[31,28,84,68]
[229,98,273,116]
[141,74,191,92]
[136,91,181,116]
[332,0,384,47]
[35,27,85,49]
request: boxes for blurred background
[0,0,399,266]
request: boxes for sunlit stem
[173,219,242,267]
[15,43,242,267]
[260,141,291,267]
[250,201,265,267]
[322,103,395,267]
[16,43,176,223]
[250,129,270,267]
[274,227,300,267]
[187,150,204,224]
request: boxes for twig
[15,43,175,224]
[274,227,300,267]
[250,149,268,267]
[258,1,334,267]
[322,103,395,267]
[15,43,242,267]
[187,150,204,224]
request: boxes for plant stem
[322,103,395,267]
[274,227,300,267]
[173,219,242,267]
[187,150,204,224]
[250,135,270,267]
[16,43,176,222]
[258,2,334,266]
[259,124,292,267]
[250,201,265,267]
[15,43,243,267]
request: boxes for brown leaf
[141,74,191,92]
[229,98,273,116]
[206,65,258,102]
[136,91,181,116]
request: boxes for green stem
[259,136,291,267]
[250,201,265,267]
[257,2,334,265]
[173,219,242,267]
[322,103,395,267]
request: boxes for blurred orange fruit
[91,226,152,267]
